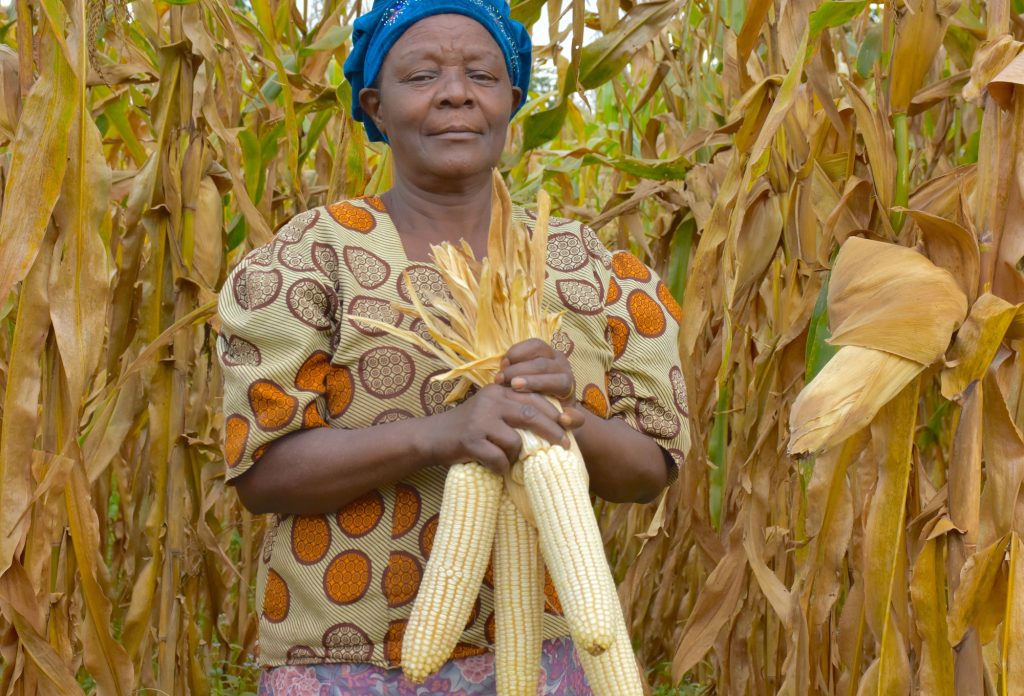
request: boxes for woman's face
[359,14,522,188]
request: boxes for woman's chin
[421,157,500,183]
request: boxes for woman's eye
[470,72,497,83]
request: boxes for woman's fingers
[498,355,575,401]
[503,338,552,364]
[466,438,513,477]
[557,405,587,431]
[504,393,569,448]
[509,372,575,400]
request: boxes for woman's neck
[382,172,495,263]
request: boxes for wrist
[414,410,455,468]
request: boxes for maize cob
[519,429,619,656]
[576,603,646,695]
[493,488,545,695]
[402,462,502,682]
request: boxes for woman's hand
[495,338,587,432]
[430,383,571,477]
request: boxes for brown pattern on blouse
[217,197,690,668]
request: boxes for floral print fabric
[257,636,592,695]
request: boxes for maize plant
[0,0,1022,693]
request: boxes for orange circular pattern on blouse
[483,560,494,588]
[611,251,651,282]
[391,484,422,538]
[418,514,438,558]
[252,442,269,462]
[657,281,683,323]
[360,195,387,212]
[263,569,290,623]
[295,351,332,392]
[382,551,422,608]
[581,384,609,418]
[224,415,250,468]
[607,316,630,360]
[327,201,375,233]
[302,401,328,429]
[337,490,385,538]
[606,276,621,305]
[292,515,331,565]
[451,643,488,660]
[484,611,496,644]
[249,380,298,431]
[543,569,563,615]
[325,366,353,418]
[627,290,666,337]
[323,550,372,605]
[384,620,406,664]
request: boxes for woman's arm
[569,410,670,504]
[233,416,442,516]
[233,383,574,516]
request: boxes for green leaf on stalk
[808,0,869,44]
[857,24,883,79]
[300,25,352,56]
[805,272,839,382]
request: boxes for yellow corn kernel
[494,489,544,695]
[402,462,502,682]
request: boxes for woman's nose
[435,69,473,107]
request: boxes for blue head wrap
[343,0,532,142]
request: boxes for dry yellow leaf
[940,293,1016,399]
[910,538,955,696]
[789,346,922,456]
[827,236,968,365]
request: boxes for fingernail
[494,372,504,384]
[510,377,526,390]
[561,436,571,449]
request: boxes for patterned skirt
[257,636,593,695]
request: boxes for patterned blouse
[217,196,691,669]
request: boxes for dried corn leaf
[860,379,918,693]
[890,0,952,113]
[803,433,860,626]
[827,237,967,365]
[988,52,1024,109]
[671,544,746,681]
[910,537,955,696]
[789,346,922,456]
[0,230,54,577]
[909,207,980,305]
[979,371,1024,545]
[949,534,1010,646]
[948,381,983,543]
[1002,534,1024,693]
[0,23,75,306]
[963,36,1022,105]
[941,293,1016,400]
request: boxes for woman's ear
[510,86,523,111]
[358,87,385,135]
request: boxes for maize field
[0,0,1022,693]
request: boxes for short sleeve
[217,208,345,482]
[599,242,691,483]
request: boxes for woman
[217,1,690,693]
